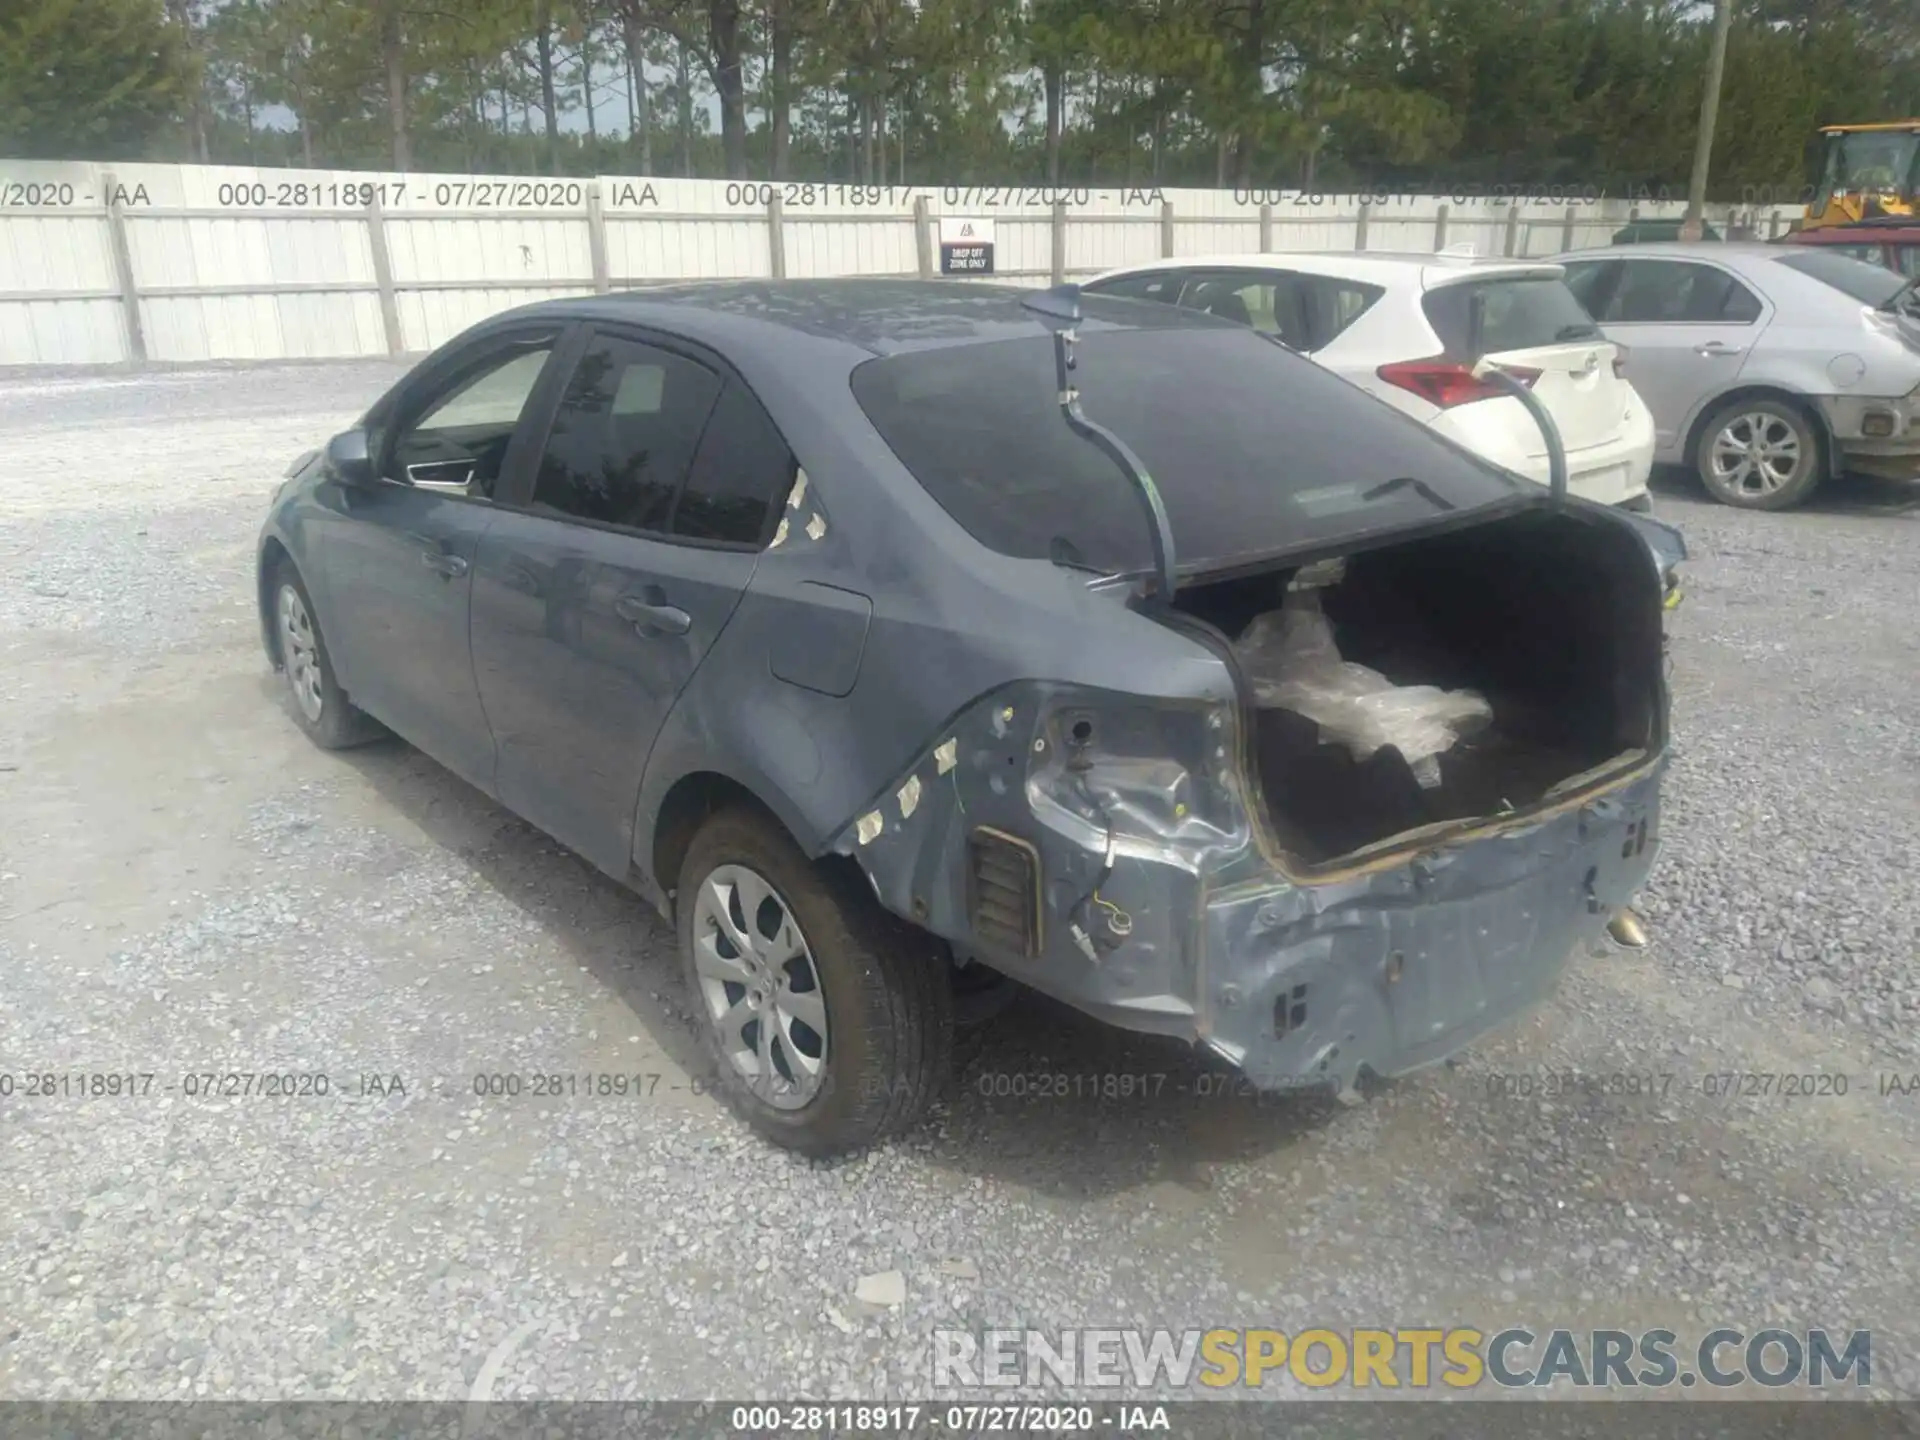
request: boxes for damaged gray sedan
[257,279,1672,1156]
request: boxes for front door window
[384,341,556,500]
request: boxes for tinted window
[1171,270,1380,352]
[1300,274,1385,349]
[385,338,555,501]
[1178,272,1289,339]
[1772,249,1908,306]
[1602,261,1763,323]
[1829,244,1888,266]
[528,334,722,532]
[1421,276,1601,358]
[1086,272,1184,305]
[1898,246,1920,280]
[672,381,798,544]
[849,326,1522,577]
[1561,260,1617,313]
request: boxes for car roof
[1091,250,1563,290]
[495,278,1233,359]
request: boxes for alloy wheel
[691,864,830,1110]
[1709,412,1803,499]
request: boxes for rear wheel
[677,808,952,1156]
[271,563,383,750]
[1694,397,1824,510]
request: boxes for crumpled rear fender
[830,676,1667,1088]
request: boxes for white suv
[1084,252,1658,509]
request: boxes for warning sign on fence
[938,216,995,275]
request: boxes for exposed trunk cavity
[1172,510,1663,868]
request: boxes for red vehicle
[1779,217,1920,278]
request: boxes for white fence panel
[783,214,918,278]
[0,298,124,366]
[0,159,1809,367]
[0,160,123,364]
[1064,214,1159,276]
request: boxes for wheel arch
[257,536,295,668]
[643,769,862,923]
[1683,385,1834,482]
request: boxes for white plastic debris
[1234,589,1490,785]
[855,1270,906,1307]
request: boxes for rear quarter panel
[627,350,1231,895]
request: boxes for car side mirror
[324,429,374,487]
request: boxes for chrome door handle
[613,594,691,635]
[1694,341,1745,357]
[407,458,476,490]
[420,550,469,578]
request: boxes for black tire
[1693,396,1825,510]
[268,561,385,750]
[951,961,1020,1027]
[676,807,952,1157]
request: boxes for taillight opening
[1376,357,1541,409]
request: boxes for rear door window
[1175,271,1295,342]
[670,380,799,545]
[1601,261,1764,324]
[526,333,722,534]
[1169,269,1381,351]
[1561,259,1620,315]
[1421,275,1602,359]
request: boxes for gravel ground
[2,362,1918,1404]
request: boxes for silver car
[1553,242,1920,509]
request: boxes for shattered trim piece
[806,513,827,542]
[934,738,958,775]
[789,470,809,509]
[770,516,790,548]
[855,810,884,845]
[897,775,923,819]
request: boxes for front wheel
[270,563,384,750]
[677,808,952,1156]
[1694,397,1824,510]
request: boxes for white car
[1084,252,1658,509]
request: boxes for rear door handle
[1694,341,1745,357]
[614,594,691,635]
[419,550,469,579]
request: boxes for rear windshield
[848,324,1524,578]
[1422,276,1601,359]
[1772,249,1908,306]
